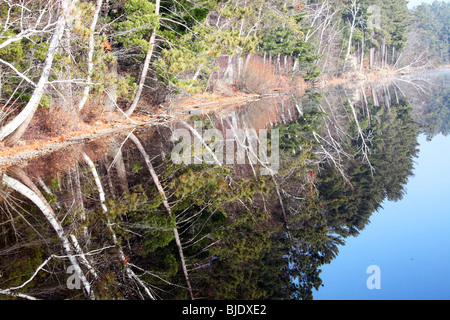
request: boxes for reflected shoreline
[1,68,448,169]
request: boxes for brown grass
[80,102,108,124]
[23,145,83,180]
[25,108,80,141]
[236,56,280,94]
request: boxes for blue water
[314,133,450,300]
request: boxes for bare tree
[0,0,78,145]
[82,152,157,300]
[2,170,94,299]
[343,0,360,72]
[128,133,194,300]
[78,0,104,111]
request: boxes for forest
[0,0,449,147]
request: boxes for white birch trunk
[2,174,93,298]
[78,0,103,111]
[82,152,156,300]
[225,55,234,84]
[0,0,77,145]
[343,0,359,72]
[360,32,365,71]
[128,133,194,300]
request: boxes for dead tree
[82,152,156,300]
[125,0,161,117]
[78,0,104,111]
[0,0,78,145]
[128,133,194,300]
[2,169,94,299]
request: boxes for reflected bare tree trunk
[108,139,129,193]
[128,133,194,300]
[3,168,94,299]
[82,152,156,300]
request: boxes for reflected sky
[314,133,450,300]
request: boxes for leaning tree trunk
[343,1,358,73]
[82,152,156,300]
[343,25,355,72]
[125,0,160,117]
[128,133,194,300]
[0,0,76,146]
[2,171,94,299]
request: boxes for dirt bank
[0,93,263,168]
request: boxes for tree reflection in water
[0,73,448,300]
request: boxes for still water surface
[315,133,450,299]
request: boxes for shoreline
[1,66,448,168]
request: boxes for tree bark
[3,171,94,299]
[369,47,374,69]
[82,152,156,300]
[360,31,365,71]
[343,0,359,72]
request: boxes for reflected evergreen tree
[422,82,450,140]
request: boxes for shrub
[236,56,279,94]
[26,108,79,140]
[42,108,80,135]
[80,102,106,124]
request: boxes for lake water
[314,133,450,300]
[0,70,448,300]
